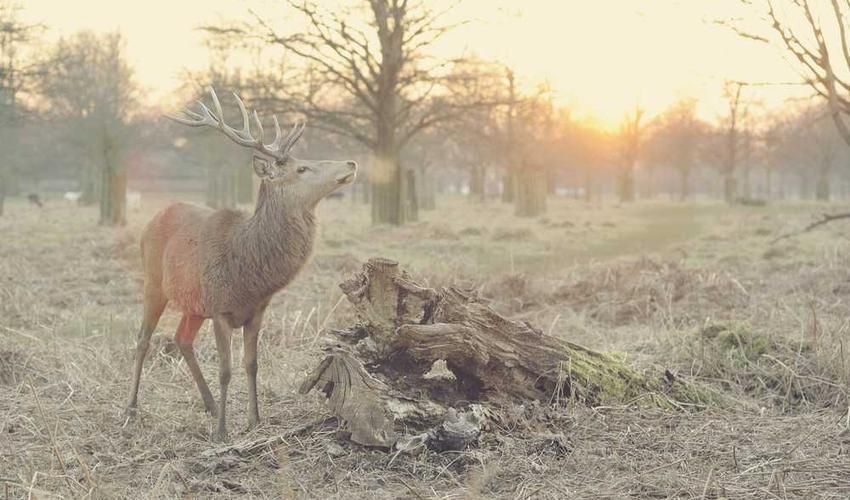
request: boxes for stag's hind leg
[174,314,217,416]
[126,289,167,414]
[243,306,267,429]
[212,316,234,441]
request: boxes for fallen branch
[771,212,850,244]
[202,417,334,457]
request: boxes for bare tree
[206,0,481,225]
[731,0,850,147]
[40,32,138,225]
[646,99,707,201]
[718,82,748,203]
[0,1,42,216]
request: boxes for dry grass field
[2,195,850,499]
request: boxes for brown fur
[146,182,315,326]
[126,157,356,440]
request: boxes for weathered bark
[301,258,723,450]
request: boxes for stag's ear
[252,155,273,178]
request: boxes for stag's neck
[234,181,317,295]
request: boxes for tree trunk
[99,165,127,226]
[299,258,725,449]
[514,166,547,217]
[371,149,405,225]
[617,164,635,203]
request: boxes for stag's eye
[296,166,309,174]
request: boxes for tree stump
[300,258,723,450]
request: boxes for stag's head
[167,87,357,207]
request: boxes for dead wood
[301,258,723,451]
[298,352,397,448]
[771,212,850,244]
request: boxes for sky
[21,0,805,129]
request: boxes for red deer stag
[126,88,357,440]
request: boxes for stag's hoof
[124,406,139,420]
[202,401,218,417]
[213,429,229,443]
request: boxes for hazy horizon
[21,0,807,128]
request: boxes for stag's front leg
[212,316,233,441]
[243,307,266,429]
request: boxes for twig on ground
[771,212,850,244]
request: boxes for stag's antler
[167,87,305,162]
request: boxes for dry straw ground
[1,195,849,499]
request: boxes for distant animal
[27,193,43,208]
[125,87,357,441]
[63,191,82,203]
[127,191,141,211]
